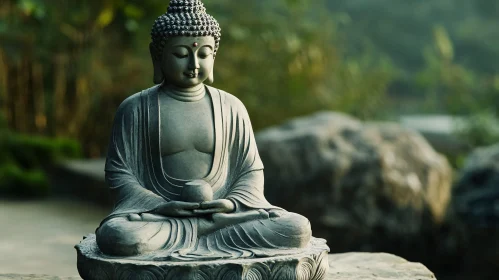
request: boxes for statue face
[161,36,215,88]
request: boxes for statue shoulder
[115,85,158,115]
[216,88,249,115]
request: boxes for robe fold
[103,85,277,218]
[99,85,309,260]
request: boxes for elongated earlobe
[206,59,215,84]
[206,70,214,84]
[150,43,164,84]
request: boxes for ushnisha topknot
[150,0,222,60]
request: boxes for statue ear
[205,58,215,85]
[150,43,164,84]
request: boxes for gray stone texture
[76,234,329,280]
[451,143,499,279]
[327,252,435,279]
[1,252,435,280]
[398,114,470,156]
[92,0,317,261]
[454,143,499,226]
[256,112,452,256]
[0,276,80,280]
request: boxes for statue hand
[153,201,201,217]
[193,199,235,215]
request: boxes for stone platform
[76,234,330,280]
[1,253,436,280]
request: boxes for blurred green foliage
[0,116,81,197]
[415,27,499,147]
[0,0,497,159]
[458,111,499,147]
[328,0,499,147]
[207,0,396,126]
[0,0,395,157]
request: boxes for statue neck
[161,83,205,102]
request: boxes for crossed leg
[96,210,269,256]
[96,210,311,257]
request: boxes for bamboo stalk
[33,62,46,133]
[15,58,27,132]
[0,48,8,122]
[70,40,91,138]
[26,57,37,132]
[53,53,68,136]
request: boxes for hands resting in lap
[128,199,235,222]
[127,199,285,222]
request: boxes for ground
[0,198,109,276]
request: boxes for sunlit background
[0,0,498,279]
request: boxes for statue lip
[184,72,199,78]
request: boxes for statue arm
[103,94,167,222]
[226,169,280,212]
[222,95,279,211]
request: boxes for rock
[451,144,499,279]
[0,275,79,280]
[398,114,470,156]
[327,252,435,279]
[453,143,499,226]
[257,112,452,259]
[1,253,435,280]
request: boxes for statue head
[150,0,221,87]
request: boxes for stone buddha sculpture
[94,0,316,261]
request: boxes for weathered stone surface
[1,252,435,280]
[257,112,452,257]
[76,234,330,280]
[454,143,499,226]
[398,114,469,156]
[0,275,79,280]
[451,144,499,279]
[326,253,435,279]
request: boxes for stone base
[1,252,436,280]
[75,234,330,280]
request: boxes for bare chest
[159,94,215,156]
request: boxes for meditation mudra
[96,0,312,260]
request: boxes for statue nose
[189,56,200,70]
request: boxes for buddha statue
[95,0,314,261]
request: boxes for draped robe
[99,85,310,260]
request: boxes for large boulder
[454,143,499,226]
[327,253,435,280]
[452,144,499,279]
[256,112,452,261]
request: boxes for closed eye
[173,53,188,58]
[198,53,212,59]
